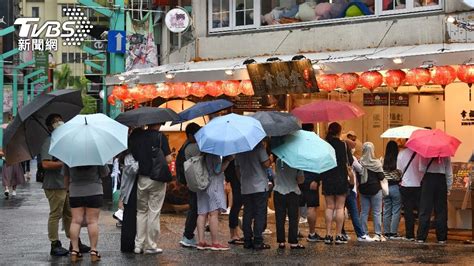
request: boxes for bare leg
[197,214,207,243]
[86,208,100,251]
[325,196,336,236]
[307,207,317,235]
[208,211,220,244]
[335,195,347,235]
[70,207,85,251]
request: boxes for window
[62,53,68,64]
[32,7,39,18]
[209,0,443,32]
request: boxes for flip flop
[227,237,244,245]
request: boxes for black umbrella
[115,107,179,127]
[3,89,83,164]
[251,111,301,137]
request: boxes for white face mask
[52,121,64,129]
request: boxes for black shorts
[69,194,103,208]
[299,185,320,208]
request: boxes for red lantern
[384,70,406,91]
[190,82,208,97]
[140,84,158,99]
[405,68,431,89]
[156,83,173,98]
[359,71,383,92]
[107,95,116,106]
[316,74,338,92]
[337,73,359,92]
[432,66,456,89]
[128,86,144,101]
[112,85,129,101]
[239,80,254,96]
[457,64,474,101]
[206,81,224,97]
[222,80,241,96]
[172,83,189,98]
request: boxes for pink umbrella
[291,100,365,123]
[406,129,461,158]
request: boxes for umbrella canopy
[172,99,233,125]
[3,89,83,164]
[115,107,179,127]
[195,113,266,156]
[272,130,337,174]
[291,100,365,123]
[381,125,428,139]
[406,129,461,158]
[250,111,301,137]
[49,113,128,167]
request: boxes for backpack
[183,155,210,192]
[176,141,191,185]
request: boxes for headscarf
[359,142,383,184]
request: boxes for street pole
[12,60,35,116]
[23,69,45,105]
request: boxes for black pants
[274,191,299,244]
[400,186,421,239]
[416,173,448,241]
[21,160,30,172]
[183,189,197,240]
[229,177,242,229]
[121,177,138,253]
[242,191,268,246]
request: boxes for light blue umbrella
[272,130,337,174]
[195,113,266,156]
[49,113,128,167]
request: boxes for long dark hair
[325,122,342,141]
[383,140,399,171]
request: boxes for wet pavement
[1,165,473,265]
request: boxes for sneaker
[209,243,230,251]
[357,234,374,242]
[144,248,163,254]
[299,217,308,224]
[342,234,351,241]
[384,233,393,239]
[50,240,69,256]
[179,236,197,248]
[390,234,403,240]
[267,207,275,215]
[416,239,426,244]
[11,190,16,196]
[4,188,9,198]
[262,229,272,235]
[113,209,124,222]
[404,237,415,242]
[197,242,211,250]
[335,235,347,245]
[324,235,333,245]
[438,240,447,244]
[373,234,387,242]
[134,247,143,254]
[307,233,324,242]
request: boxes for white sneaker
[113,209,124,222]
[11,190,16,196]
[134,247,143,254]
[299,217,308,224]
[372,234,387,242]
[357,234,374,242]
[267,208,275,214]
[262,229,273,235]
[144,248,163,254]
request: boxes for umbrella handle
[85,117,88,125]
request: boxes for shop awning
[105,43,474,85]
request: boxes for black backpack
[176,141,191,185]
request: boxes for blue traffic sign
[107,30,126,54]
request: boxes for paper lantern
[406,68,431,89]
[107,95,116,106]
[432,66,456,89]
[112,85,129,101]
[140,84,158,99]
[205,81,224,97]
[222,80,241,96]
[239,80,254,96]
[384,70,406,91]
[457,64,474,101]
[316,74,338,92]
[337,73,359,92]
[190,82,208,97]
[359,71,383,92]
[129,86,144,101]
[171,83,189,98]
[156,83,173,98]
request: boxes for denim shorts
[69,194,103,208]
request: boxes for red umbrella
[291,100,365,123]
[406,129,461,158]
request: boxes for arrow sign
[107,30,126,54]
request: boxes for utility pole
[12,59,35,116]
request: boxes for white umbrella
[380,125,428,139]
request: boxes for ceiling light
[225,69,234,76]
[165,72,175,79]
[393,57,404,64]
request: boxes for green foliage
[54,64,73,89]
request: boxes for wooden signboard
[246,59,318,96]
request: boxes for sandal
[278,243,286,249]
[290,244,305,249]
[70,250,83,263]
[228,237,245,245]
[90,250,101,262]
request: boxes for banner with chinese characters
[363,93,409,106]
[246,59,318,96]
[232,95,287,111]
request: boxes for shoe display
[113,209,124,222]
[324,235,333,245]
[50,240,69,256]
[357,234,374,242]
[144,248,163,254]
[307,233,324,242]
[373,234,387,242]
[335,235,347,245]
[179,236,197,248]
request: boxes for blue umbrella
[172,99,233,125]
[272,130,337,174]
[195,113,266,156]
[49,113,128,167]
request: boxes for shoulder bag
[149,132,173,183]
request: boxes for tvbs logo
[14,7,93,51]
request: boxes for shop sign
[451,162,471,191]
[460,109,474,126]
[246,59,318,96]
[165,8,191,33]
[363,93,409,106]
[233,95,287,111]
